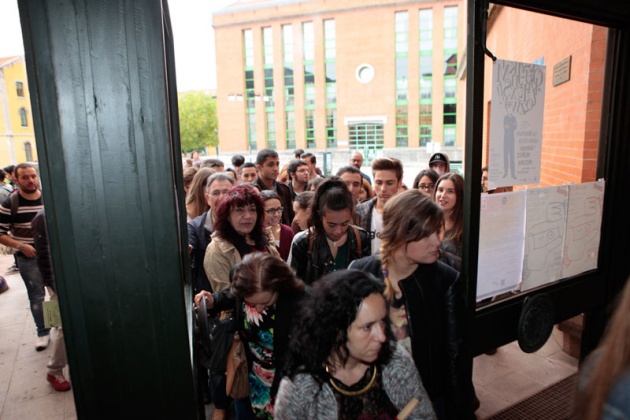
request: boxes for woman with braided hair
[288,177,370,285]
[349,189,475,419]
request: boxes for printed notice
[561,181,605,278]
[477,191,527,300]
[521,186,569,292]
[489,60,546,188]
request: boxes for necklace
[327,365,378,397]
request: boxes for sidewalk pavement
[0,253,76,420]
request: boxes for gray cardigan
[274,343,436,419]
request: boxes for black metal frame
[464,0,630,358]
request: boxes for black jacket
[187,211,213,293]
[349,256,474,420]
[212,288,307,399]
[290,226,371,284]
[31,209,55,290]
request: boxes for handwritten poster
[489,60,546,188]
[477,191,527,300]
[561,181,605,278]
[521,186,569,292]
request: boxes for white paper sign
[561,181,605,278]
[489,60,546,188]
[521,186,569,292]
[477,191,527,300]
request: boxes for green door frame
[18,0,197,417]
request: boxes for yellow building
[0,56,37,167]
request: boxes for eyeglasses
[208,189,230,197]
[418,184,435,191]
[265,207,283,215]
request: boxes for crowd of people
[1,149,627,419]
[188,148,476,419]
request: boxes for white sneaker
[35,335,50,351]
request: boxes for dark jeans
[16,253,49,337]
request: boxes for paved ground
[0,253,76,420]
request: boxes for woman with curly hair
[195,253,306,420]
[350,190,475,419]
[275,269,435,419]
[289,177,370,284]
[203,184,279,296]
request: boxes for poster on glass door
[488,59,546,188]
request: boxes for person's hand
[194,290,213,308]
[20,244,36,258]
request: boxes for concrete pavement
[0,253,76,420]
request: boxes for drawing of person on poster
[489,59,546,188]
[503,114,517,179]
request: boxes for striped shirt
[0,194,44,245]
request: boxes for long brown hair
[185,167,215,219]
[379,189,444,301]
[434,172,464,250]
[577,278,630,420]
[231,252,305,297]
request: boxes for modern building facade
[212,0,465,158]
[0,56,37,166]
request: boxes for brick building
[212,0,466,159]
[480,6,605,186]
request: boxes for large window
[303,22,315,149]
[395,12,409,147]
[349,123,384,150]
[16,81,24,97]
[283,24,295,149]
[19,107,28,127]
[325,19,337,148]
[244,29,256,149]
[443,6,458,148]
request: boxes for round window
[355,64,375,84]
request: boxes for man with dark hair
[0,163,50,350]
[336,166,363,203]
[0,169,14,202]
[231,154,245,173]
[200,158,225,171]
[3,165,16,188]
[356,157,403,255]
[239,162,257,184]
[287,159,309,200]
[349,151,371,184]
[254,149,295,225]
[300,152,322,180]
[293,148,305,159]
[428,152,450,176]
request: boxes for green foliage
[178,91,218,152]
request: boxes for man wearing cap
[428,152,451,176]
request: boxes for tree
[178,91,218,152]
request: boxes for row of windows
[241,6,457,150]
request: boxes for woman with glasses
[412,169,439,196]
[289,177,370,284]
[196,253,306,420]
[261,190,294,261]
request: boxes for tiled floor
[0,253,577,419]
[473,335,578,418]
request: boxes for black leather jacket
[349,256,474,420]
[290,226,371,284]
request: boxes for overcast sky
[0,0,234,91]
